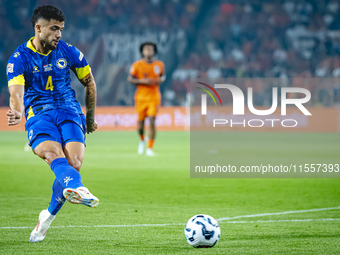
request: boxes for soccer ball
[184,214,221,248]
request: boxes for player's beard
[40,36,57,51]
[45,39,57,50]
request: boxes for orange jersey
[129,59,165,103]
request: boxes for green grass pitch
[0,131,339,254]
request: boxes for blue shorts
[25,109,86,151]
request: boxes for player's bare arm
[157,75,166,84]
[127,75,156,86]
[80,72,98,134]
[7,85,24,126]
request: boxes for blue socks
[48,157,84,215]
[50,157,83,189]
[48,179,65,215]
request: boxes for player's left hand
[86,119,98,134]
[7,110,22,126]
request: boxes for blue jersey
[6,37,91,120]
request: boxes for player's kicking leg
[29,140,99,242]
[137,119,146,154]
[146,116,156,156]
[62,141,99,208]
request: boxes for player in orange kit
[128,42,165,156]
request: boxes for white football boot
[138,141,145,155]
[29,209,55,243]
[63,187,99,208]
[146,148,155,157]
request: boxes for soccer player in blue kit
[6,5,99,242]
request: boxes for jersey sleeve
[129,62,138,77]
[68,45,91,80]
[7,53,25,86]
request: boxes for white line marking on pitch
[217,206,340,222]
[220,218,340,224]
[1,206,339,230]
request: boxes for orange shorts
[135,101,159,121]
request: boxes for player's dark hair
[31,5,65,29]
[139,42,158,56]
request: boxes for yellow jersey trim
[27,106,35,120]
[8,74,25,86]
[75,65,91,80]
[26,37,52,56]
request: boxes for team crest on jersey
[7,63,14,74]
[56,58,67,69]
[33,66,40,73]
[154,65,161,74]
[14,52,20,58]
[43,64,52,72]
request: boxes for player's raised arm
[80,72,98,134]
[7,85,24,126]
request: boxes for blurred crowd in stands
[172,0,340,106]
[1,0,340,107]
[0,0,201,106]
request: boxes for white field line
[220,218,340,224]
[216,206,340,222]
[1,206,339,230]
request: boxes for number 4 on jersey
[45,76,54,91]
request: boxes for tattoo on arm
[85,84,96,117]
[84,77,92,84]
[83,74,97,121]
